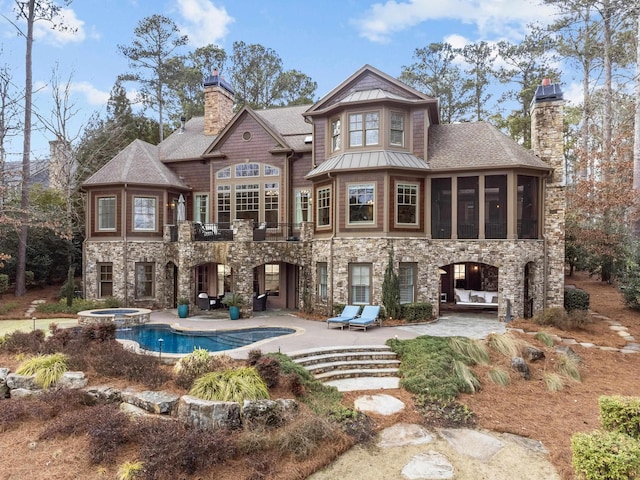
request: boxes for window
[349,264,371,304]
[431,178,451,238]
[396,183,417,224]
[264,183,279,226]
[399,263,416,303]
[194,194,209,223]
[216,167,231,179]
[457,176,479,239]
[133,197,156,231]
[265,264,280,294]
[485,175,507,239]
[264,165,280,176]
[236,184,259,222]
[390,112,405,146]
[294,189,310,225]
[331,118,341,152]
[217,264,231,294]
[349,112,379,147]
[97,196,116,231]
[348,184,374,224]
[317,187,331,227]
[135,263,154,298]
[454,264,466,288]
[518,175,539,239]
[98,263,113,298]
[217,185,231,226]
[317,262,328,300]
[235,163,259,177]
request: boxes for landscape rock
[10,388,41,399]
[6,373,41,391]
[401,450,454,479]
[121,390,180,414]
[0,368,9,398]
[523,346,545,362]
[242,399,287,428]
[176,395,242,430]
[555,346,581,362]
[58,371,87,389]
[83,385,123,404]
[378,423,434,448]
[440,428,505,462]
[511,357,530,380]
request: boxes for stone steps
[290,345,400,383]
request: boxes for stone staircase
[289,345,400,383]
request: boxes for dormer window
[349,112,379,147]
[331,118,341,152]
[390,112,405,147]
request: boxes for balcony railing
[191,222,303,242]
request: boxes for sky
[0,0,575,162]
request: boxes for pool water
[116,324,296,354]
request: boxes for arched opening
[440,262,499,311]
[252,261,300,311]
[524,261,535,318]
[194,262,232,310]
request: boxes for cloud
[33,7,86,46]
[352,0,557,43]
[70,82,110,106]
[175,0,235,47]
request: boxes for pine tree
[382,246,401,320]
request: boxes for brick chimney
[203,70,235,136]
[530,78,565,310]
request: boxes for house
[81,65,565,321]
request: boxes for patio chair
[349,305,381,331]
[327,305,361,329]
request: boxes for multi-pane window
[216,167,231,179]
[399,263,416,304]
[217,185,231,226]
[264,183,279,226]
[194,194,208,223]
[217,264,231,295]
[98,263,113,298]
[317,262,328,300]
[133,197,156,231]
[348,184,374,224]
[265,264,280,294]
[135,263,154,298]
[236,184,259,222]
[349,112,379,147]
[331,118,341,152]
[294,189,310,224]
[390,112,404,146]
[264,165,280,176]
[349,264,371,304]
[97,196,116,231]
[396,183,417,224]
[235,163,259,177]
[317,187,331,226]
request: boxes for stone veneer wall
[311,237,546,321]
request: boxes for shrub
[572,430,640,480]
[401,302,433,322]
[87,405,132,465]
[332,303,345,316]
[0,300,18,315]
[173,347,214,390]
[487,333,522,358]
[534,331,555,347]
[533,307,569,327]
[247,348,263,365]
[255,356,281,388]
[0,329,46,354]
[0,274,8,294]
[556,354,581,383]
[543,372,564,392]
[117,461,144,480]
[487,367,510,386]
[273,413,337,460]
[16,353,68,388]
[448,337,490,365]
[599,396,640,439]
[189,367,269,403]
[330,406,375,444]
[414,395,476,428]
[565,287,590,312]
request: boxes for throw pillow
[470,295,479,302]
[491,295,498,303]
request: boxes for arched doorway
[440,262,499,311]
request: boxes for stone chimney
[203,70,235,136]
[530,78,565,310]
[49,138,72,192]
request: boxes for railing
[194,222,234,242]
[485,222,507,239]
[192,222,302,242]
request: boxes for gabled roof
[304,64,439,124]
[305,150,429,180]
[159,117,213,162]
[427,122,551,172]
[83,139,188,189]
[203,105,312,157]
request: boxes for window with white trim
[135,262,154,298]
[349,112,379,147]
[331,118,341,152]
[194,193,209,223]
[98,263,113,298]
[236,184,259,222]
[390,112,405,146]
[348,184,374,224]
[396,183,418,224]
[264,183,279,226]
[399,263,416,304]
[217,185,231,226]
[317,262,328,300]
[265,264,280,294]
[133,196,156,231]
[294,189,310,224]
[235,163,259,177]
[97,196,116,231]
[317,187,331,227]
[349,263,371,304]
[216,167,231,179]
[264,165,280,176]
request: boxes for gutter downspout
[123,183,128,306]
[328,171,336,313]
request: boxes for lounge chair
[327,305,361,329]
[349,305,382,331]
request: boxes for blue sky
[0,0,573,161]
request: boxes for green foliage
[177,296,190,305]
[388,335,474,398]
[16,353,68,388]
[556,354,581,383]
[487,333,522,358]
[453,359,480,393]
[534,331,555,347]
[565,288,590,312]
[117,461,144,480]
[173,347,213,389]
[533,307,592,331]
[487,367,510,386]
[332,303,345,316]
[620,249,640,311]
[543,372,564,392]
[189,367,269,403]
[448,337,490,365]
[0,300,18,315]
[401,302,433,322]
[221,292,244,307]
[63,266,76,307]
[414,395,476,428]
[599,396,640,439]
[381,247,401,319]
[571,430,640,480]
[273,414,336,460]
[0,274,8,294]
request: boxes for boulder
[58,371,87,390]
[555,346,581,362]
[6,373,41,391]
[523,346,545,362]
[176,395,242,431]
[83,385,123,404]
[511,357,530,380]
[0,368,9,399]
[242,399,298,428]
[121,390,180,415]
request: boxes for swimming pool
[115,324,296,354]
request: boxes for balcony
[165,220,310,243]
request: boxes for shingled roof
[83,139,188,188]
[428,122,551,172]
[306,150,429,179]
